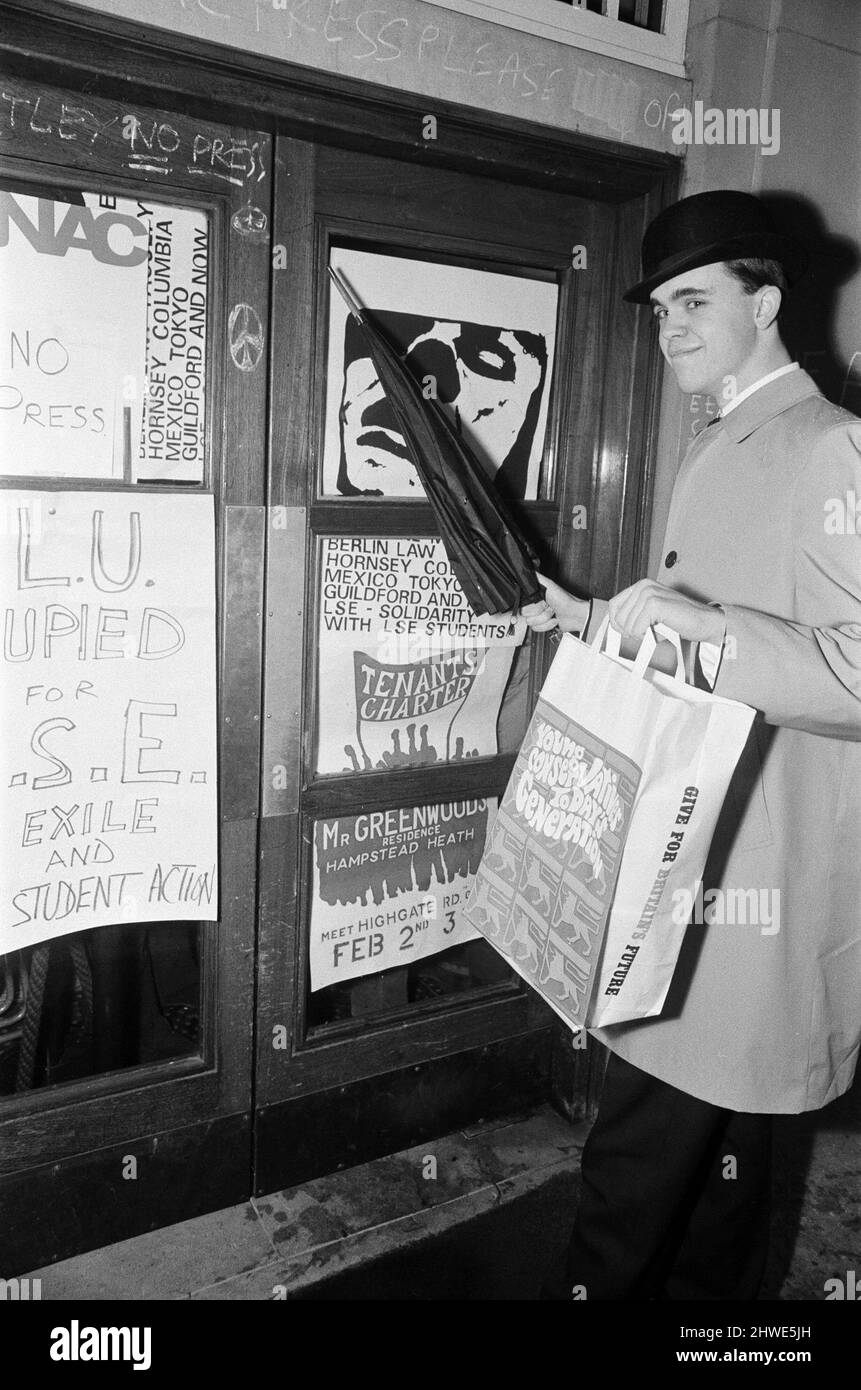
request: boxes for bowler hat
[623,190,808,303]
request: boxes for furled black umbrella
[328,267,545,615]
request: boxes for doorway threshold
[22,1103,587,1300]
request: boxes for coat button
[665,550,678,568]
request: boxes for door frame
[255,136,671,1192]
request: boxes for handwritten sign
[0,491,218,953]
[310,796,492,989]
[316,535,524,774]
[0,187,208,482]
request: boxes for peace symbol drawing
[231,201,268,239]
[228,302,264,373]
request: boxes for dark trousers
[557,1052,772,1300]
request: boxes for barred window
[425,1,689,77]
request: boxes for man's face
[650,261,760,400]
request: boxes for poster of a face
[323,248,559,501]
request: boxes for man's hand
[609,580,726,646]
[522,573,591,634]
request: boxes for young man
[527,191,861,1300]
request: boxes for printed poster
[317,535,526,775]
[1,491,218,953]
[0,185,207,482]
[464,700,641,1028]
[323,247,558,501]
[310,797,494,990]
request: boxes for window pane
[0,182,209,483]
[323,247,558,503]
[315,534,531,776]
[618,0,664,30]
[307,796,515,1030]
[0,920,202,1094]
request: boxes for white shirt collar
[720,362,799,416]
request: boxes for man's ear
[754,284,782,331]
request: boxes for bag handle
[632,623,686,681]
[593,616,686,682]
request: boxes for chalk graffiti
[227,302,264,372]
[0,87,268,189]
[231,201,269,238]
[39,0,687,150]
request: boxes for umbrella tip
[328,265,363,319]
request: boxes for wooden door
[0,77,271,1273]
[253,134,661,1191]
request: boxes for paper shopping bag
[463,620,755,1028]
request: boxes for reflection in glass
[0,920,202,1095]
[308,939,513,1028]
[618,0,664,31]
